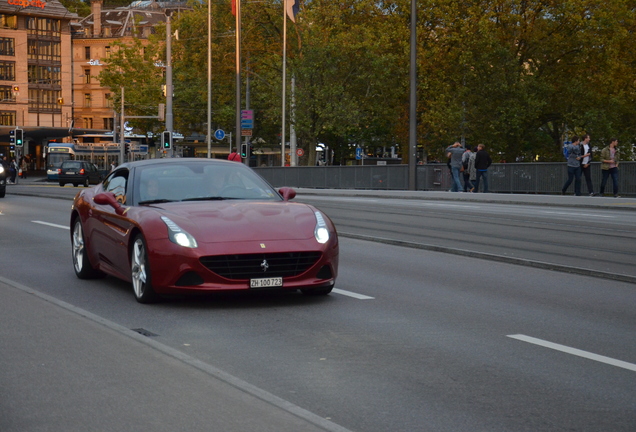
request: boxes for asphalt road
[1,185,635,431]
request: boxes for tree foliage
[96,0,636,163]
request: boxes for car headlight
[314,211,330,244]
[0,165,4,174]
[161,216,198,248]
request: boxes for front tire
[72,219,104,279]
[131,234,159,303]
[84,178,90,187]
[59,182,65,187]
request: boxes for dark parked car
[58,160,102,187]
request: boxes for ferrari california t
[70,158,339,303]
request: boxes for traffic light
[240,143,247,158]
[162,131,172,150]
[124,142,130,153]
[15,129,23,147]
[9,129,15,144]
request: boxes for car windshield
[137,162,280,204]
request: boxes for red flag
[231,0,236,16]
[285,0,299,23]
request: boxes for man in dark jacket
[473,144,492,193]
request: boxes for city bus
[45,142,76,180]
[45,141,149,180]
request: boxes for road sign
[241,109,253,119]
[296,148,304,157]
[241,119,254,129]
[355,147,362,160]
[214,129,225,140]
[241,129,253,136]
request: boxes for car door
[89,168,135,279]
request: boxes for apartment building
[72,0,178,133]
[0,0,76,166]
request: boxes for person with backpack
[561,136,583,196]
[461,147,473,192]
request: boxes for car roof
[117,158,243,170]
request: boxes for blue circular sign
[214,129,225,140]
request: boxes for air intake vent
[200,252,321,280]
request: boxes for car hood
[152,200,319,243]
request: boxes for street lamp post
[408,0,417,190]
[207,0,212,158]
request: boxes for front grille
[200,252,321,280]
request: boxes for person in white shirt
[580,134,595,196]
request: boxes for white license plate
[250,277,283,288]
[65,171,76,175]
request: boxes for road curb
[341,232,636,285]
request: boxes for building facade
[0,0,76,167]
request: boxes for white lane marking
[508,334,636,372]
[33,220,69,230]
[333,288,375,300]
[540,211,614,218]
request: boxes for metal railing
[255,162,635,196]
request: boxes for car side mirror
[94,192,126,215]
[278,187,296,201]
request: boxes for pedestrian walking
[561,136,582,196]
[580,134,595,196]
[473,144,492,193]
[461,147,473,192]
[444,142,465,192]
[599,138,620,197]
[9,158,17,183]
[19,157,27,179]
[468,146,478,192]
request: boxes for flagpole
[281,1,287,166]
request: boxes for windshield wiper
[181,196,230,201]
[139,199,175,205]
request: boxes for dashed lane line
[508,334,636,373]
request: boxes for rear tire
[72,219,105,279]
[131,234,159,304]
[59,182,65,187]
[73,183,78,187]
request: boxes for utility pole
[166,13,174,157]
[235,0,241,165]
[120,86,125,164]
[408,0,418,190]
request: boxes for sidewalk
[0,277,347,432]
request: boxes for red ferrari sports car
[70,158,339,303]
